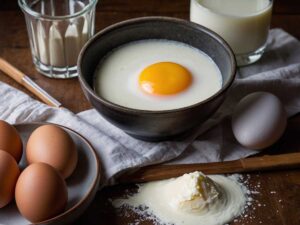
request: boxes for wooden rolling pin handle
[240,153,300,171]
[120,153,300,184]
[0,57,25,83]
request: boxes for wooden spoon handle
[0,57,25,83]
[0,58,61,107]
[118,153,300,184]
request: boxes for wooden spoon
[118,152,300,184]
[0,58,61,108]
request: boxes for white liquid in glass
[190,0,272,55]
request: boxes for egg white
[94,39,222,111]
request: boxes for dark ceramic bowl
[78,17,236,141]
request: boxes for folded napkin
[0,29,299,185]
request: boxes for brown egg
[0,150,20,208]
[0,120,23,162]
[15,163,68,223]
[26,124,78,179]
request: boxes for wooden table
[0,0,300,224]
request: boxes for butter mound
[113,171,247,225]
[164,171,222,213]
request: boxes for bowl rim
[78,16,236,115]
[14,122,101,225]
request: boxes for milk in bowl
[94,39,222,111]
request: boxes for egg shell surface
[0,120,23,162]
[15,163,68,223]
[26,124,78,179]
[232,92,287,150]
[0,150,20,208]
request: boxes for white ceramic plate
[0,123,101,225]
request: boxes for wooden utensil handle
[0,58,61,107]
[0,57,25,83]
[119,153,300,184]
[240,153,300,171]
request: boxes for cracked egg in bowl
[78,17,236,141]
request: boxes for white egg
[94,39,222,111]
[232,92,287,150]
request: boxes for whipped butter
[164,172,221,213]
[113,171,246,225]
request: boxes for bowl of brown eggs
[0,120,100,225]
[78,16,236,141]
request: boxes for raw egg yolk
[139,62,192,95]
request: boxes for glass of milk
[190,0,273,66]
[19,0,98,78]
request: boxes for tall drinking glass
[19,0,98,78]
[190,0,273,66]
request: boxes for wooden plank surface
[0,0,300,113]
[0,0,299,225]
[77,116,300,225]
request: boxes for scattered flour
[113,172,260,225]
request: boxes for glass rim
[191,0,273,18]
[18,0,98,20]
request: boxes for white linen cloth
[0,29,299,185]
